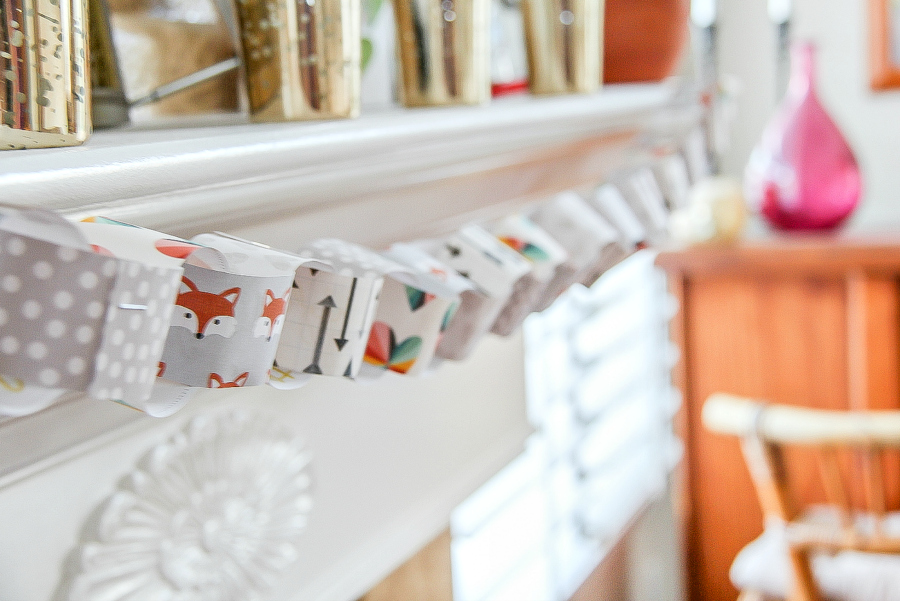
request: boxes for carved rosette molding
[66,410,314,601]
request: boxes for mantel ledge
[0,83,700,243]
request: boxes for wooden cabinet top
[656,235,900,276]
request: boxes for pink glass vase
[745,42,862,230]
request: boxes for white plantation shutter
[452,251,682,601]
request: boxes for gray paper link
[88,261,183,404]
[654,153,692,210]
[299,238,413,280]
[435,288,497,361]
[160,264,297,388]
[530,193,627,310]
[0,230,115,392]
[383,243,475,298]
[487,216,567,337]
[425,227,530,361]
[491,273,545,337]
[620,168,670,241]
[591,184,647,249]
[0,211,189,409]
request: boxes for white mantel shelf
[0,84,698,248]
[0,83,700,601]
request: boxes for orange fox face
[208,372,249,388]
[172,277,241,340]
[254,289,290,341]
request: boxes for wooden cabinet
[657,237,900,601]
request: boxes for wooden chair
[702,393,900,601]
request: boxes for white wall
[0,327,531,601]
[717,0,900,230]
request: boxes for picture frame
[870,0,900,89]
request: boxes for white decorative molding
[0,85,697,246]
[66,410,313,601]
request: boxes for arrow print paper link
[334,277,356,351]
[303,295,338,375]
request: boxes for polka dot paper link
[71,219,206,413]
[86,259,182,409]
[0,209,191,416]
[0,223,116,402]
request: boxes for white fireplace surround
[0,83,697,601]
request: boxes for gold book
[236,0,361,121]
[394,0,490,107]
[1,0,90,149]
[522,0,602,95]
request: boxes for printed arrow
[304,295,337,375]
[334,277,357,350]
[481,249,503,265]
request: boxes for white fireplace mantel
[0,83,699,601]
[0,84,697,246]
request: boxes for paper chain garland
[0,151,700,418]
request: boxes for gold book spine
[394,0,490,107]
[522,0,601,95]
[0,0,89,149]
[88,0,129,129]
[237,0,361,121]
